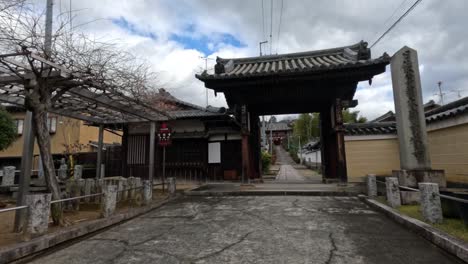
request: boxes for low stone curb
[185,190,358,196]
[0,196,179,264]
[358,195,468,262]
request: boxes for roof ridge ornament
[357,41,371,60]
[214,59,234,74]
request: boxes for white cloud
[25,0,468,116]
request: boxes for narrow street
[275,145,305,181]
[30,196,463,264]
[274,146,322,183]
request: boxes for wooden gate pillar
[320,109,336,182]
[332,98,348,183]
[249,115,261,180]
[240,105,250,183]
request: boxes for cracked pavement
[30,196,463,264]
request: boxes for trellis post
[96,124,104,179]
[14,111,35,232]
[149,122,156,183]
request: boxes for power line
[369,0,409,42]
[275,0,284,54]
[261,0,265,39]
[269,0,273,55]
[370,0,423,48]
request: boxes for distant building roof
[369,111,395,123]
[425,96,468,123]
[346,96,468,135]
[130,88,228,120]
[265,122,292,132]
[370,100,441,123]
[345,122,397,135]
[196,41,390,80]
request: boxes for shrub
[0,108,17,151]
[261,151,272,173]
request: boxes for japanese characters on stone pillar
[390,46,446,194]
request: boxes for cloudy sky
[42,0,468,120]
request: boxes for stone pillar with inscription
[391,46,445,204]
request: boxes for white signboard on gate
[208,142,221,164]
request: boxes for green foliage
[0,108,17,151]
[292,113,320,143]
[288,147,300,164]
[376,197,468,242]
[261,151,272,173]
[342,109,367,123]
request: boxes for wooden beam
[96,124,104,179]
[68,87,167,122]
[0,94,105,123]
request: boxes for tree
[0,107,17,150]
[342,109,367,123]
[292,113,320,143]
[0,1,158,225]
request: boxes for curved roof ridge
[216,41,366,64]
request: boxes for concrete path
[275,146,306,181]
[31,196,462,264]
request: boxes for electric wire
[370,0,423,48]
[261,0,265,40]
[270,0,273,54]
[275,0,284,54]
[369,0,409,42]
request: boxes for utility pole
[259,40,268,56]
[437,81,444,105]
[44,0,54,57]
[199,56,214,107]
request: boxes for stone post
[74,165,83,180]
[95,179,104,204]
[128,177,136,200]
[142,180,152,205]
[2,166,15,186]
[84,179,95,203]
[135,177,142,204]
[65,179,74,210]
[23,193,51,240]
[366,174,377,198]
[122,179,129,201]
[419,183,443,224]
[101,184,117,218]
[385,177,401,208]
[58,164,68,180]
[100,164,105,179]
[135,177,142,188]
[168,177,176,197]
[73,179,85,210]
[391,46,446,192]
